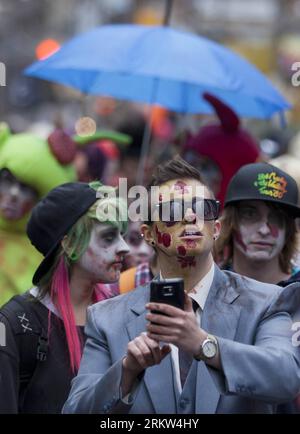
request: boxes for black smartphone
[150,278,185,313]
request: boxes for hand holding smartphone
[150,278,185,313]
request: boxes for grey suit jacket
[63,266,300,414]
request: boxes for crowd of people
[0,95,300,414]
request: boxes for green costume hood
[0,126,76,303]
[0,130,76,199]
[0,127,76,234]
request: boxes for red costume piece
[183,93,260,207]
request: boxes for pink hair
[48,257,114,373]
[49,256,83,373]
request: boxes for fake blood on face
[155,225,171,248]
[177,246,187,256]
[177,245,196,268]
[177,256,196,268]
[269,224,279,238]
[234,231,248,252]
[173,180,190,194]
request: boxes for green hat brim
[73,130,132,148]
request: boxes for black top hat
[27,182,98,285]
[225,162,300,217]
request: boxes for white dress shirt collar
[188,262,215,310]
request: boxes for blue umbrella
[25,24,290,119]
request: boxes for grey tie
[179,298,199,388]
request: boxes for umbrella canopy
[25,24,290,119]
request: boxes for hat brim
[225,196,300,218]
[73,130,131,147]
[32,242,61,286]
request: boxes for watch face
[203,340,216,358]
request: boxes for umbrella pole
[80,94,88,116]
[163,0,174,26]
[136,110,153,186]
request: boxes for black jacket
[0,293,85,414]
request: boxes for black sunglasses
[156,198,220,222]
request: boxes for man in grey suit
[63,156,300,414]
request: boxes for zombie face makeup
[234,200,286,263]
[123,222,155,269]
[75,222,129,283]
[0,169,38,221]
[151,178,220,268]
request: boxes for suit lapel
[195,266,242,413]
[126,285,177,413]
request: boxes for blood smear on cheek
[162,233,171,247]
[155,225,171,247]
[269,224,279,238]
[234,231,248,252]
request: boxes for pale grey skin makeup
[124,221,155,269]
[233,201,286,263]
[75,222,130,285]
[0,170,38,221]
[68,222,130,326]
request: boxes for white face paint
[124,222,155,269]
[0,170,38,221]
[234,201,286,263]
[75,222,130,284]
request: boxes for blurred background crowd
[2,0,300,141]
[1,0,300,415]
[1,0,300,301]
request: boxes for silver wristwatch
[194,334,218,361]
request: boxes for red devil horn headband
[203,92,240,133]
